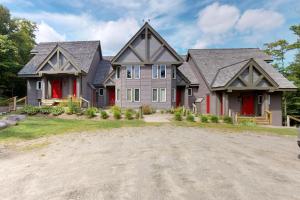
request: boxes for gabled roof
[19,41,100,76]
[188,48,296,90]
[178,62,199,85]
[93,58,113,86]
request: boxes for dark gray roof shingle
[93,59,113,86]
[19,41,100,75]
[178,62,199,85]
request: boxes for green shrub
[113,110,121,120]
[239,119,256,126]
[186,114,195,122]
[39,106,52,114]
[85,107,98,118]
[160,110,165,114]
[174,107,183,114]
[51,106,64,116]
[67,99,81,114]
[223,116,233,124]
[142,105,153,115]
[210,115,219,123]
[111,105,121,113]
[21,105,40,115]
[100,110,109,119]
[201,115,208,123]
[125,109,134,120]
[174,112,182,121]
[135,112,141,119]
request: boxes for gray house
[19,22,297,125]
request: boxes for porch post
[41,77,46,99]
[184,86,189,109]
[47,80,51,98]
[76,76,81,98]
[223,92,229,115]
[68,78,73,97]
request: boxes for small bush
[201,115,208,123]
[186,114,195,122]
[111,105,121,113]
[21,105,40,115]
[39,106,52,114]
[160,110,165,114]
[113,110,121,120]
[135,112,141,119]
[223,116,233,124]
[125,109,134,120]
[51,106,64,116]
[174,112,182,121]
[67,100,80,114]
[210,115,219,123]
[101,110,109,119]
[85,107,98,118]
[174,107,183,114]
[142,105,153,115]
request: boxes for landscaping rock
[5,115,26,122]
[2,120,17,126]
[0,121,8,129]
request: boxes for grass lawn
[173,121,298,136]
[0,116,150,141]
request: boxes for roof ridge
[38,40,100,45]
[189,48,259,50]
[218,59,251,70]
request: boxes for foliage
[100,110,109,119]
[135,111,141,119]
[51,106,64,116]
[174,107,183,114]
[0,5,36,97]
[239,120,257,127]
[21,105,39,115]
[113,110,121,120]
[67,99,81,114]
[186,114,195,122]
[210,115,219,123]
[110,105,121,113]
[39,106,52,115]
[85,107,98,118]
[174,112,182,121]
[223,116,233,124]
[200,115,208,123]
[125,109,134,120]
[142,105,154,115]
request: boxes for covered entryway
[176,86,185,107]
[241,95,255,116]
[107,87,115,106]
[51,80,62,99]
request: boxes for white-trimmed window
[99,88,104,96]
[188,88,192,96]
[126,88,132,102]
[116,88,120,102]
[172,88,176,102]
[258,95,263,104]
[116,67,120,79]
[134,65,140,79]
[172,66,176,79]
[134,88,140,102]
[152,88,158,102]
[126,65,132,79]
[152,65,158,79]
[160,88,166,102]
[160,64,166,79]
[36,81,42,90]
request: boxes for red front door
[51,80,62,98]
[241,95,254,115]
[108,88,115,106]
[176,89,181,107]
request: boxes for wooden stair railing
[265,110,272,125]
[287,115,300,127]
[79,97,90,108]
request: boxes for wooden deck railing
[287,115,300,127]
[79,97,90,108]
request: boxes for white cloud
[236,9,284,32]
[35,21,66,43]
[197,2,240,34]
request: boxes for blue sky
[1,0,299,63]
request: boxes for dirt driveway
[0,125,300,200]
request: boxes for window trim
[126,65,133,79]
[172,88,176,102]
[160,64,166,79]
[134,65,140,79]
[152,65,158,79]
[172,66,176,79]
[99,88,104,96]
[116,88,120,102]
[258,95,263,104]
[188,88,192,96]
[133,88,140,102]
[36,81,42,90]
[115,66,120,79]
[126,88,132,102]
[152,88,158,102]
[160,88,166,102]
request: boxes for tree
[0,4,36,97]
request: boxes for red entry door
[241,95,254,115]
[176,89,181,107]
[108,88,115,106]
[51,80,62,98]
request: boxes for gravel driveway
[0,125,299,200]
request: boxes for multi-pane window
[99,88,104,96]
[134,65,140,79]
[152,88,158,102]
[134,88,140,102]
[116,67,120,79]
[160,88,166,102]
[152,65,158,79]
[126,66,132,79]
[160,64,166,79]
[126,89,132,102]
[36,81,42,90]
[172,66,176,79]
[188,88,192,96]
[116,88,120,102]
[172,88,176,102]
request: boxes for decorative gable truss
[103,71,115,86]
[226,59,278,91]
[112,23,183,65]
[36,46,82,75]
